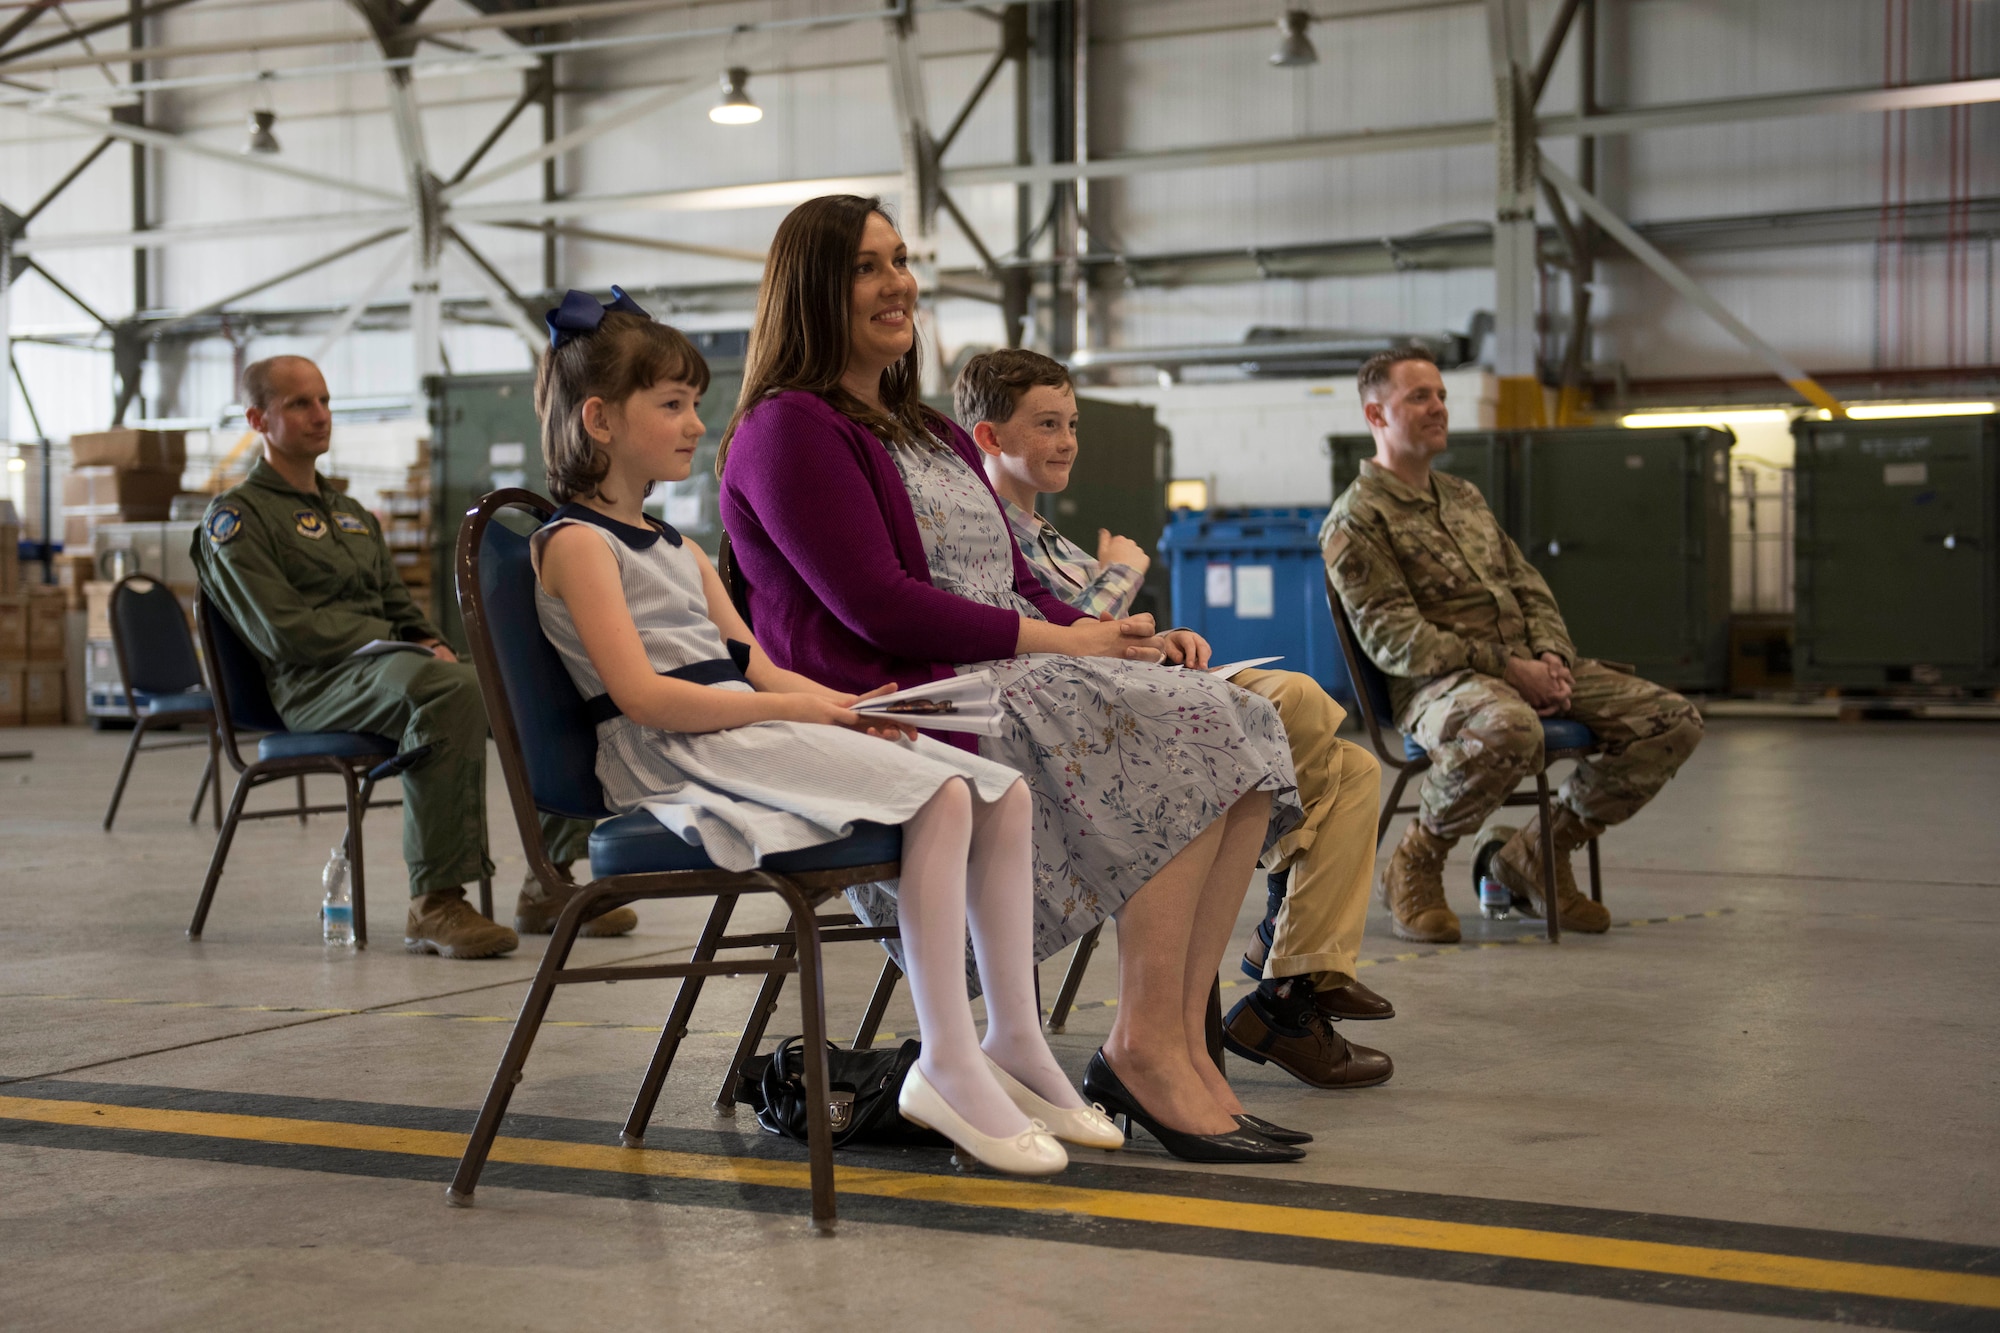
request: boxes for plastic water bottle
[1477,876,1513,921]
[321,846,355,947]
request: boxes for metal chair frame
[447,493,904,1230]
[185,592,461,947]
[1324,572,1602,945]
[102,573,222,832]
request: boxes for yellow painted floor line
[1,1092,1993,1311]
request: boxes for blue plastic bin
[1158,507,1355,712]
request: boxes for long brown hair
[719,194,946,470]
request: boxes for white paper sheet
[1205,656,1282,682]
[850,670,1004,736]
[351,640,436,659]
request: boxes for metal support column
[1487,0,1543,427]
[1002,3,1032,348]
[111,0,149,424]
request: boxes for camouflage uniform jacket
[191,456,440,711]
[1321,459,1574,716]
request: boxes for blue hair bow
[544,284,651,350]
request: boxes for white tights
[897,777,1088,1137]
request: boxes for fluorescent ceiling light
[1620,409,1791,429]
[1844,401,1996,419]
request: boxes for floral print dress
[846,437,1302,962]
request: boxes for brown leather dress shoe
[1315,979,1395,1021]
[1223,992,1394,1090]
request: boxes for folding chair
[185,591,458,946]
[101,574,221,832]
[447,492,906,1229]
[1323,571,1603,944]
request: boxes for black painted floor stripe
[1,1079,1995,1331]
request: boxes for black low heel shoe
[1081,1051,1305,1164]
[1233,1113,1312,1146]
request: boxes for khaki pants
[1232,668,1381,988]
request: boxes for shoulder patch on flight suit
[205,504,245,546]
[333,511,371,535]
[294,509,329,540]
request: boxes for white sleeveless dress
[532,504,1020,871]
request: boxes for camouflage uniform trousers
[1396,660,1704,840]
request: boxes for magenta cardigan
[719,390,1085,740]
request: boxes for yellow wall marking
[2,1093,1993,1311]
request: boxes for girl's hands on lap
[777,686,916,741]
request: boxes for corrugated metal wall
[3,0,1994,445]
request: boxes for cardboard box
[0,498,19,595]
[85,578,195,642]
[26,586,65,661]
[54,553,96,609]
[0,595,25,659]
[23,661,63,723]
[69,429,187,473]
[63,466,182,520]
[0,663,24,726]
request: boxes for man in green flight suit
[192,355,625,957]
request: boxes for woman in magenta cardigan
[719,196,1306,1163]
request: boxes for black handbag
[737,1036,948,1149]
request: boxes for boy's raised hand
[1097,529,1152,576]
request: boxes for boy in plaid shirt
[958,349,1396,1092]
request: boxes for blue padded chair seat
[1539,718,1596,752]
[136,691,213,715]
[1403,716,1597,762]
[588,812,903,879]
[257,731,399,763]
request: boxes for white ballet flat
[898,1065,1068,1176]
[984,1054,1125,1151]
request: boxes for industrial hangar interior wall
[1,0,1994,443]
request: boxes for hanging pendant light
[709,66,762,125]
[1270,10,1318,67]
[242,109,280,154]
[242,67,280,154]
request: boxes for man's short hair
[1356,345,1438,403]
[954,348,1073,428]
[241,356,316,413]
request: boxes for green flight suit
[191,457,591,896]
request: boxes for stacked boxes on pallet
[61,430,188,554]
[0,585,68,725]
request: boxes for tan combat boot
[1380,821,1461,943]
[405,889,520,959]
[514,864,638,937]
[1488,807,1611,933]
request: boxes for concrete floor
[2,718,1997,1330]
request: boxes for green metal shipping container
[1516,427,1732,693]
[1038,396,1171,621]
[1328,431,1513,529]
[426,372,543,650]
[1792,415,1998,688]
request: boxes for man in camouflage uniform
[1321,348,1703,941]
[192,355,617,957]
